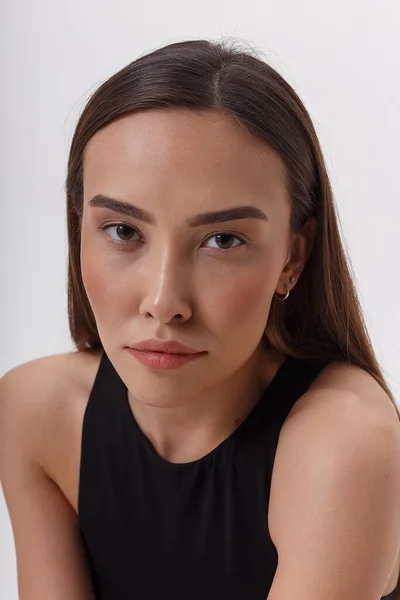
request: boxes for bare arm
[0,361,96,600]
[267,390,400,600]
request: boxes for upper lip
[127,339,203,355]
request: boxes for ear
[276,217,317,290]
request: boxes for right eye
[98,222,142,245]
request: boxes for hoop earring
[274,276,297,302]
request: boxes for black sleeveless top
[78,351,398,600]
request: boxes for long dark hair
[65,38,399,418]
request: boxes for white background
[1,1,399,597]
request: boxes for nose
[138,247,193,325]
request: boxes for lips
[127,339,202,355]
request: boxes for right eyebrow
[88,194,269,226]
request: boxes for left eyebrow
[88,194,269,226]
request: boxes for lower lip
[126,348,206,370]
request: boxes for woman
[1,38,400,600]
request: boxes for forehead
[83,108,288,213]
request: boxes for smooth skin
[1,108,400,599]
[80,108,316,462]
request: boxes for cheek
[80,234,116,316]
[205,268,275,331]
[81,253,105,312]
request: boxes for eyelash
[97,222,247,250]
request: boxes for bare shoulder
[274,358,400,478]
[287,359,400,428]
[0,350,103,477]
[0,349,102,419]
[1,349,103,397]
[273,360,400,507]
[0,353,100,598]
[267,359,400,598]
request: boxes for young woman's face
[80,108,296,404]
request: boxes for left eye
[203,233,244,250]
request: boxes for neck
[126,345,286,464]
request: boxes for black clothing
[78,351,397,600]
